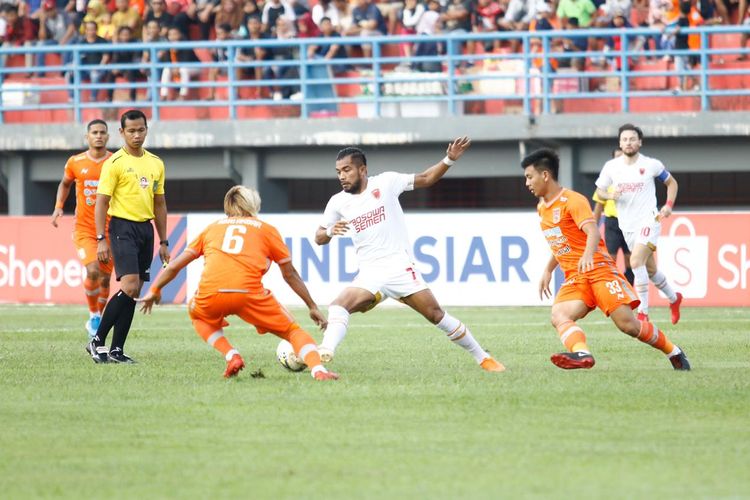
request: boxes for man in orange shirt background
[138,185,339,381]
[51,119,113,339]
[521,148,690,370]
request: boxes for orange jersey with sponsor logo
[63,151,113,234]
[188,217,292,295]
[538,188,614,276]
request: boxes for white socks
[437,312,487,363]
[633,265,650,314]
[320,305,350,353]
[651,270,678,303]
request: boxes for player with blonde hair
[139,185,338,380]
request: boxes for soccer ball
[276,340,306,372]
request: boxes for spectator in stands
[34,0,77,75]
[262,0,295,35]
[346,0,387,58]
[561,16,588,70]
[144,0,174,37]
[474,0,503,51]
[557,0,597,27]
[79,0,108,36]
[312,0,338,27]
[159,26,201,99]
[139,18,166,96]
[413,0,442,71]
[596,0,632,25]
[242,0,261,26]
[498,0,538,31]
[309,15,351,73]
[112,0,143,38]
[738,3,749,60]
[207,22,231,99]
[672,0,701,91]
[0,4,37,70]
[331,0,352,32]
[214,0,244,34]
[529,1,555,31]
[108,25,142,101]
[441,0,474,61]
[268,16,300,99]
[178,0,219,41]
[400,0,424,58]
[236,15,271,96]
[70,19,111,101]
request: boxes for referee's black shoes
[107,348,136,364]
[86,340,109,364]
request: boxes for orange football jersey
[63,151,112,234]
[538,188,614,276]
[189,217,292,295]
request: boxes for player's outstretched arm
[137,249,198,314]
[414,136,471,189]
[278,261,327,329]
[51,177,74,227]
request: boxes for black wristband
[160,240,169,246]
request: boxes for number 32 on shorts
[606,279,625,299]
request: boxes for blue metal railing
[0,26,749,123]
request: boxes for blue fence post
[700,30,709,111]
[228,45,237,120]
[72,48,82,123]
[447,34,457,116]
[299,40,308,119]
[522,35,531,116]
[149,47,160,121]
[620,32,629,113]
[373,41,382,117]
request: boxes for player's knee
[615,315,640,336]
[85,267,100,282]
[427,306,445,324]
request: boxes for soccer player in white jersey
[595,123,683,324]
[314,138,505,372]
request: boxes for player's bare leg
[609,305,690,370]
[318,287,377,362]
[549,300,596,369]
[401,289,505,372]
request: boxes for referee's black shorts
[109,216,154,281]
[603,216,629,256]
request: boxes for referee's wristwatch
[96,234,105,242]
[160,240,169,246]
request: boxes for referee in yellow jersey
[87,109,170,363]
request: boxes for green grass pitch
[1,304,748,499]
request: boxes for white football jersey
[595,153,668,232]
[321,172,415,266]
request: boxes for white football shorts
[624,220,662,252]
[351,259,428,300]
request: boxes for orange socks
[636,320,675,355]
[556,320,590,353]
[286,328,323,369]
[98,282,110,314]
[83,278,100,314]
[193,320,236,360]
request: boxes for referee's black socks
[93,290,136,350]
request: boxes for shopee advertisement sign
[0,216,187,304]
[651,213,750,307]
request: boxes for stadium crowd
[0,0,748,102]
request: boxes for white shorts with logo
[352,259,428,300]
[624,220,661,252]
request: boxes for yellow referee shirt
[592,186,618,218]
[98,148,166,222]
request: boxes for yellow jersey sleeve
[97,156,119,197]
